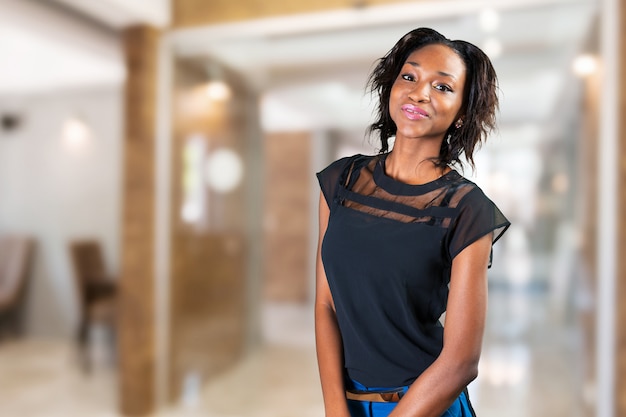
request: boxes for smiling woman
[315,27,509,417]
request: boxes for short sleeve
[316,155,357,209]
[447,186,510,263]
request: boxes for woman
[315,28,510,417]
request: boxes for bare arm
[315,192,351,417]
[389,233,493,417]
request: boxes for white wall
[0,87,123,338]
[0,0,125,95]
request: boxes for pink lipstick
[401,105,429,120]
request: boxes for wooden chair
[69,240,117,371]
[0,235,34,339]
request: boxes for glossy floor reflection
[473,288,587,417]
[0,289,587,417]
[0,338,118,417]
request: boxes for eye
[401,73,415,82]
[434,84,453,93]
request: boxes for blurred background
[0,0,620,416]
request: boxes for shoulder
[438,172,488,209]
[445,173,505,225]
[319,153,375,172]
[317,154,376,207]
[317,154,372,207]
[317,154,376,181]
[456,177,494,208]
[445,174,510,260]
[318,155,356,177]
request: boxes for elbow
[456,358,480,386]
[465,362,479,384]
[438,349,481,387]
[440,344,482,386]
[441,352,479,387]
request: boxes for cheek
[389,85,400,102]
[389,89,403,116]
[445,98,464,118]
[389,84,405,110]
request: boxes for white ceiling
[50,0,170,29]
[0,0,598,136]
[0,0,126,94]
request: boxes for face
[389,43,466,144]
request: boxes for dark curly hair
[367,27,499,169]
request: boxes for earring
[455,118,464,129]
[446,133,451,145]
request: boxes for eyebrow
[405,61,458,81]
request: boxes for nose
[408,81,430,102]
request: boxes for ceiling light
[206,81,232,101]
[479,8,500,33]
[205,62,232,101]
[62,116,91,151]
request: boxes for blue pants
[346,379,476,417]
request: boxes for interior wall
[0,86,123,338]
[262,131,312,303]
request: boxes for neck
[385,139,447,185]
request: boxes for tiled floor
[0,338,118,417]
[0,290,589,417]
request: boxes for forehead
[404,44,466,79]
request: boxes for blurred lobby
[0,0,623,416]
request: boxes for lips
[401,104,429,120]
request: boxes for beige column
[118,25,159,416]
[617,2,626,416]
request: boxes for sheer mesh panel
[341,158,473,228]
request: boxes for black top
[317,154,510,387]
